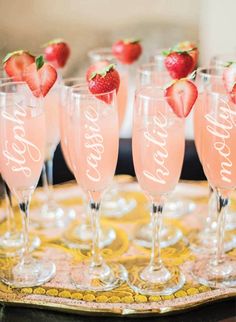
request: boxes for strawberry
[164,50,193,79]
[43,39,70,68]
[86,60,110,81]
[87,64,120,104]
[174,41,198,72]
[230,83,236,104]
[223,62,236,92]
[3,50,35,81]
[23,55,57,97]
[165,79,198,118]
[112,39,142,64]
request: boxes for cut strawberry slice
[223,63,236,92]
[165,79,198,118]
[86,60,110,81]
[3,50,35,81]
[23,55,57,97]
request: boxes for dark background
[52,139,206,185]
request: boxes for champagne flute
[69,85,127,291]
[192,67,236,287]
[133,63,183,249]
[60,78,116,249]
[0,72,40,256]
[191,74,236,254]
[210,53,236,231]
[128,85,186,295]
[31,80,72,228]
[88,47,136,218]
[149,50,197,217]
[0,82,55,287]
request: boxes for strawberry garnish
[163,50,193,79]
[86,60,110,82]
[87,64,120,104]
[230,83,236,104]
[112,39,142,64]
[223,62,236,92]
[165,79,198,118]
[23,55,57,97]
[174,41,198,72]
[43,38,70,68]
[3,50,35,81]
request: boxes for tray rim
[0,290,235,317]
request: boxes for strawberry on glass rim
[87,63,120,104]
[3,50,35,81]
[43,38,70,69]
[163,49,194,80]
[223,62,236,92]
[86,60,110,81]
[222,62,236,104]
[165,78,198,118]
[23,55,57,98]
[174,41,198,72]
[112,38,142,64]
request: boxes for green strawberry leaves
[89,64,116,80]
[36,55,44,70]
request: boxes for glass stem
[44,157,54,202]
[213,191,228,266]
[4,183,17,234]
[19,198,31,263]
[204,186,217,234]
[89,198,103,268]
[149,201,164,271]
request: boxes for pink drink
[71,101,119,193]
[133,99,185,197]
[44,88,60,159]
[59,103,73,172]
[117,73,128,128]
[195,93,236,191]
[0,104,45,200]
[194,92,204,160]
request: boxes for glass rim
[0,81,27,94]
[88,47,113,60]
[135,85,170,101]
[63,77,86,88]
[71,84,116,98]
[137,62,169,75]
[211,52,236,61]
[196,66,225,79]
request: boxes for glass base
[134,223,183,248]
[128,263,185,295]
[189,230,236,255]
[0,233,41,257]
[226,210,236,230]
[164,199,196,218]
[63,222,116,250]
[0,258,56,288]
[71,262,127,292]
[192,256,236,288]
[31,202,75,229]
[102,196,137,218]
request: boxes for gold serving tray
[0,179,235,316]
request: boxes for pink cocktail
[128,86,185,295]
[0,82,55,287]
[44,88,61,160]
[69,85,127,291]
[192,67,236,288]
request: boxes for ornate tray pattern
[0,180,235,316]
